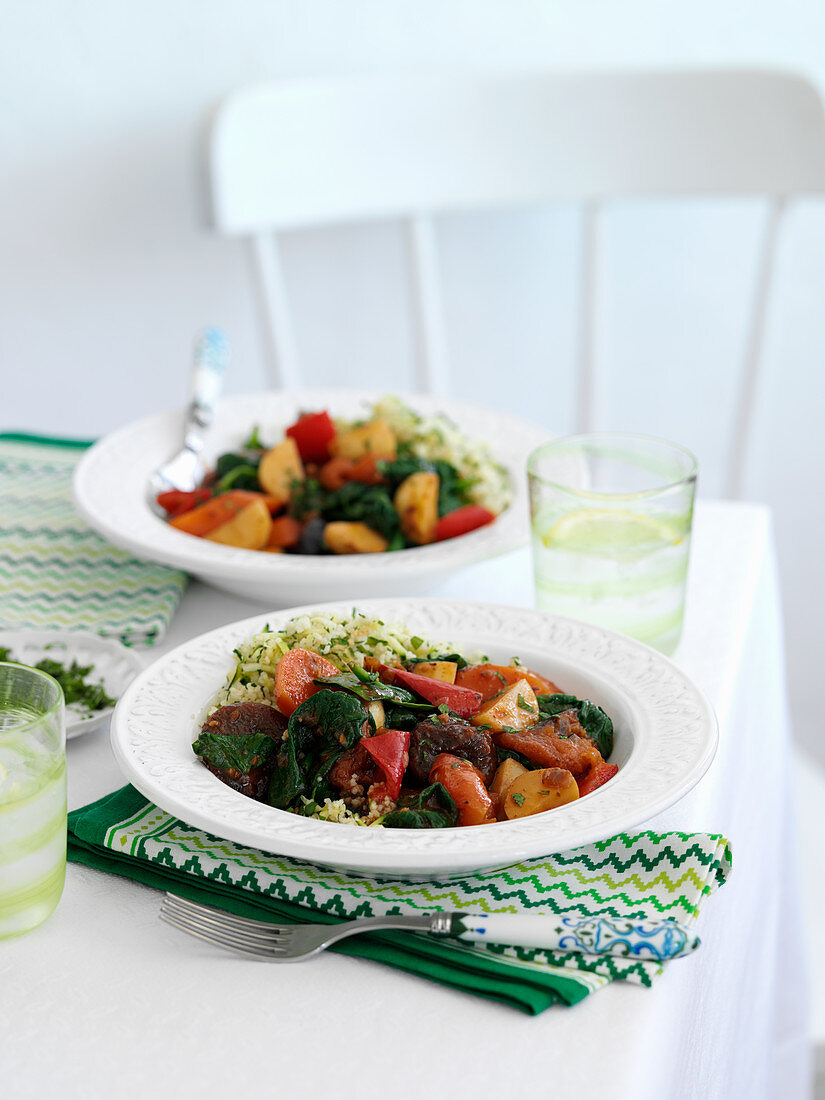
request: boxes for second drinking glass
[527,433,697,655]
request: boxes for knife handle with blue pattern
[431,912,700,961]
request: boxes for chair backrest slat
[726,197,787,498]
[250,233,300,390]
[576,201,600,434]
[406,214,451,396]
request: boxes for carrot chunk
[273,648,340,717]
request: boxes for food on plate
[192,611,619,828]
[156,397,512,554]
[0,646,115,712]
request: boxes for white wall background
[2,1,824,758]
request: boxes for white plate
[71,389,551,605]
[110,599,717,877]
[0,631,144,739]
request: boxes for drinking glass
[527,433,697,655]
[0,663,66,938]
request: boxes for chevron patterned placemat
[68,785,732,1014]
[0,434,187,645]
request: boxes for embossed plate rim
[110,599,717,876]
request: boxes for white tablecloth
[1,501,814,1100]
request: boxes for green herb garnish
[0,649,116,711]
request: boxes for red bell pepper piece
[434,505,496,543]
[156,488,212,517]
[380,665,482,718]
[285,410,337,464]
[577,762,619,797]
[360,729,410,800]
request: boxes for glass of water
[0,662,66,938]
[528,433,697,655]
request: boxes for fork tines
[160,894,294,958]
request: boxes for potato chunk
[330,418,397,460]
[502,768,579,819]
[205,499,272,550]
[489,757,529,820]
[394,471,439,545]
[489,758,528,801]
[367,700,385,730]
[412,661,458,684]
[257,438,304,506]
[324,521,388,554]
[470,679,539,733]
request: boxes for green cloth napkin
[68,784,732,1014]
[0,433,187,645]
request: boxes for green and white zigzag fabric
[0,435,187,645]
[68,785,732,1014]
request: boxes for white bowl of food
[110,598,717,877]
[72,390,550,604]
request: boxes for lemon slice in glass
[541,510,683,557]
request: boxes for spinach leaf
[313,671,424,708]
[406,652,470,670]
[322,482,400,540]
[495,744,534,769]
[216,465,261,493]
[536,693,614,759]
[268,689,370,809]
[313,666,439,712]
[290,688,375,749]
[193,731,276,775]
[379,457,472,517]
[288,477,330,520]
[381,704,429,730]
[268,719,316,809]
[381,782,458,829]
[213,452,261,492]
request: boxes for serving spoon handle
[149,328,230,496]
[182,327,230,455]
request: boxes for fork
[159,893,700,962]
[149,327,229,498]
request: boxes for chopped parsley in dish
[0,647,115,711]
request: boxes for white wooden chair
[207,71,825,497]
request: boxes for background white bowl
[72,389,551,605]
[110,598,718,878]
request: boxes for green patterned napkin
[68,785,732,1014]
[0,434,187,645]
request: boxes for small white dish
[0,630,144,739]
[110,598,718,878]
[71,389,551,605]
